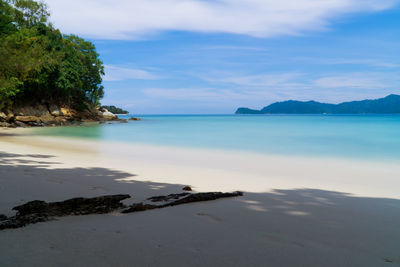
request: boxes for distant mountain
[235,94,400,114]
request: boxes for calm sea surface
[33,114,400,162]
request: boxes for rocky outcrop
[0,191,243,230]
[98,107,118,120]
[0,112,7,122]
[13,194,130,216]
[49,105,63,116]
[0,104,121,128]
[0,195,130,230]
[122,191,243,213]
[15,116,40,123]
[147,193,191,202]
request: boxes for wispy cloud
[103,65,161,81]
[201,45,268,52]
[143,88,244,101]
[46,0,399,39]
[314,73,393,89]
[297,57,400,68]
[206,73,304,87]
[203,71,400,91]
[324,59,399,68]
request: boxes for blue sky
[46,0,400,114]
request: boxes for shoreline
[1,129,400,199]
[1,132,400,266]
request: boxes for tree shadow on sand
[0,151,400,266]
[0,151,185,216]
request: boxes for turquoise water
[33,114,400,161]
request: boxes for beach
[1,129,400,266]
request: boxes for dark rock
[121,203,158,213]
[1,191,243,229]
[13,194,131,216]
[182,186,192,191]
[162,191,243,207]
[27,121,45,127]
[13,105,48,117]
[0,194,131,230]
[0,214,49,230]
[129,117,141,121]
[147,193,190,202]
[123,191,243,214]
[14,121,27,127]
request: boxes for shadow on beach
[0,151,399,266]
[0,151,185,215]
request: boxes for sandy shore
[1,129,400,266]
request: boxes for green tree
[11,0,49,27]
[0,0,105,111]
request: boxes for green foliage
[101,105,129,114]
[0,0,16,35]
[0,0,104,110]
[11,0,49,27]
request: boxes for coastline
[2,130,400,198]
[1,131,400,266]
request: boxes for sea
[32,114,400,162]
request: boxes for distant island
[236,94,400,114]
[101,106,129,115]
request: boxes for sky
[45,0,400,114]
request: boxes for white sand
[0,130,399,266]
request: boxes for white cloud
[303,58,400,68]
[144,87,244,101]
[207,73,303,87]
[45,0,399,39]
[204,71,400,91]
[314,73,389,89]
[103,65,160,81]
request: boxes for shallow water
[33,114,400,162]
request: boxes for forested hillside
[236,95,400,114]
[0,0,104,112]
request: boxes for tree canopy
[0,0,104,110]
[101,105,129,115]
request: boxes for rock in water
[98,108,118,120]
[129,117,141,121]
[182,186,192,191]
